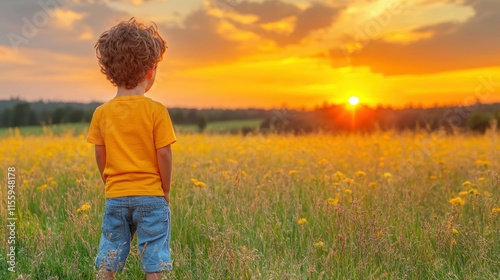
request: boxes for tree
[1,108,13,127]
[12,102,36,126]
[467,112,493,133]
[197,116,207,132]
[186,109,198,124]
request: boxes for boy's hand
[95,145,106,183]
[157,145,172,205]
[163,192,170,205]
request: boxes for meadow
[0,125,499,279]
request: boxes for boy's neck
[116,85,147,97]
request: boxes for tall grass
[1,128,499,279]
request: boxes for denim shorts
[95,196,172,273]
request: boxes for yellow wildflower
[377,230,383,238]
[313,241,324,248]
[333,171,345,180]
[23,179,29,185]
[355,171,366,177]
[241,171,248,177]
[369,182,377,187]
[327,197,339,206]
[37,184,49,191]
[191,178,207,188]
[483,191,491,197]
[318,158,328,164]
[190,164,197,169]
[383,172,392,179]
[449,197,465,206]
[288,170,297,175]
[478,177,485,182]
[194,181,206,188]
[475,160,491,167]
[77,203,91,213]
[343,178,354,185]
[47,177,55,182]
[297,218,307,225]
[462,181,472,187]
[429,175,437,180]
[467,188,479,195]
[343,188,352,195]
[451,239,457,246]
[492,208,500,214]
[452,228,459,235]
[458,191,468,196]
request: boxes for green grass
[0,123,89,137]
[0,119,263,137]
[175,119,263,134]
[1,129,500,279]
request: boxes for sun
[348,96,360,106]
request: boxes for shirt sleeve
[154,107,177,149]
[87,107,104,145]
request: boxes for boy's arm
[95,145,106,184]
[157,145,173,204]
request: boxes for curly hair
[95,18,167,89]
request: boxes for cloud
[52,8,87,30]
[0,45,33,65]
[108,0,156,5]
[232,0,301,24]
[228,1,343,46]
[288,3,342,44]
[159,9,243,67]
[0,0,129,56]
[329,0,500,75]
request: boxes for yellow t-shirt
[87,95,176,198]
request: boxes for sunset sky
[1,0,499,108]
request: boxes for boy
[87,18,176,280]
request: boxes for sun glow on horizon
[348,96,360,106]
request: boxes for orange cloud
[53,9,87,30]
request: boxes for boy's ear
[146,68,155,79]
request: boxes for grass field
[1,126,499,279]
[0,119,263,137]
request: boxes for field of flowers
[1,127,499,279]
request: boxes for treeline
[260,102,500,133]
[0,99,272,128]
[0,101,95,127]
[1,98,499,133]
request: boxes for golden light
[348,96,360,106]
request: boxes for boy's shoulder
[144,97,171,116]
[146,97,167,110]
[93,96,167,115]
[91,103,104,115]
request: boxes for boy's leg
[146,272,162,280]
[133,196,172,274]
[95,198,133,274]
[96,269,115,280]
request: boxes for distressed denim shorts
[95,196,172,273]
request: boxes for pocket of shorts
[102,206,126,242]
[138,203,169,238]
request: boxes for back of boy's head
[95,18,167,89]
